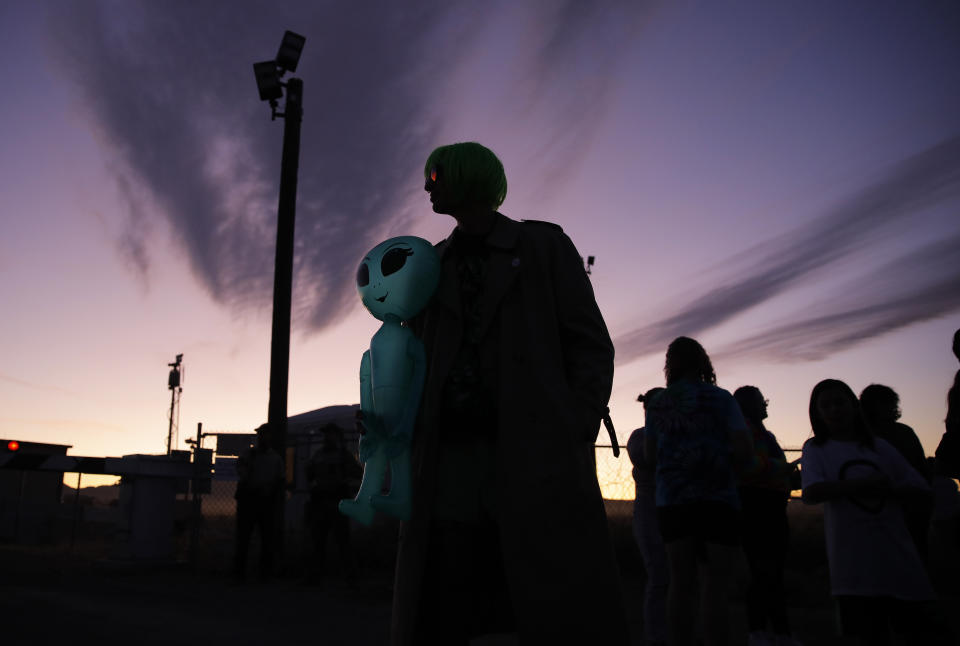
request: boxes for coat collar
[486,212,521,251]
[433,212,523,340]
[438,212,519,261]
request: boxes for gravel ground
[2,500,959,645]
[0,545,887,646]
[1,546,393,645]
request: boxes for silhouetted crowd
[230,140,959,646]
[627,329,960,646]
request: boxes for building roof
[288,404,360,435]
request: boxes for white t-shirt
[801,437,935,600]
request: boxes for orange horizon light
[6,440,19,452]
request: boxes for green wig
[424,142,507,210]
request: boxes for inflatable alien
[339,236,440,525]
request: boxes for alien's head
[356,236,440,322]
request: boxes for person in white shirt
[801,379,949,645]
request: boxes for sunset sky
[1,1,958,496]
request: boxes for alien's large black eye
[381,247,413,276]
[356,262,370,287]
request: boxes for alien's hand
[357,411,384,438]
[358,429,386,463]
[355,409,367,435]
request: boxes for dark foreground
[2,501,959,645]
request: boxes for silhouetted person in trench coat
[390,142,628,645]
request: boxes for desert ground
[2,499,958,645]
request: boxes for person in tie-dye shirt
[644,337,753,646]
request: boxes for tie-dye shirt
[645,379,748,509]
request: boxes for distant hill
[62,482,119,506]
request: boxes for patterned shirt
[645,379,747,509]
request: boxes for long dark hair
[809,379,872,447]
[664,336,716,386]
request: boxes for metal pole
[70,472,82,551]
[167,386,176,455]
[266,77,302,455]
[266,76,302,561]
[14,470,25,542]
[190,422,203,572]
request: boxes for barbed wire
[594,445,803,501]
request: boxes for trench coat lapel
[432,239,461,320]
[476,214,521,342]
[424,215,520,374]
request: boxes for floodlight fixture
[583,255,596,276]
[276,30,306,74]
[254,60,283,102]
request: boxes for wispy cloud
[0,415,127,435]
[44,0,651,332]
[0,372,86,398]
[514,2,652,202]
[614,134,960,364]
[47,1,465,331]
[715,232,960,361]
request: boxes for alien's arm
[358,350,382,462]
[359,350,373,427]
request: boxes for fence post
[189,423,204,572]
[14,470,26,542]
[69,471,82,551]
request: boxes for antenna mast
[166,353,184,454]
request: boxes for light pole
[166,353,183,454]
[253,31,306,461]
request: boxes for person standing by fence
[935,328,960,478]
[644,336,753,646]
[233,424,284,583]
[801,379,946,644]
[627,386,668,646]
[733,386,801,646]
[305,424,362,582]
[859,383,932,565]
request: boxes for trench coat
[391,213,629,645]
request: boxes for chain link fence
[594,445,804,502]
[183,443,807,574]
[0,439,804,574]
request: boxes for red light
[7,440,19,451]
